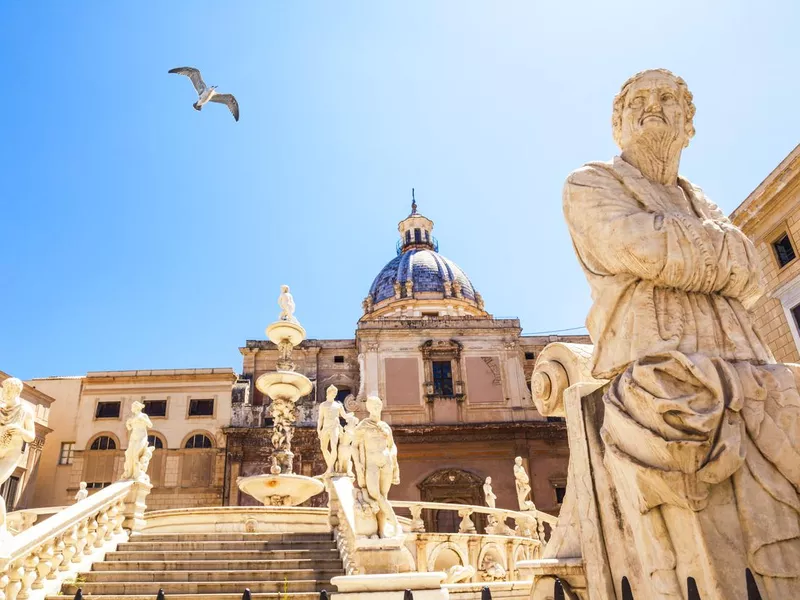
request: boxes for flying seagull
[168,67,239,122]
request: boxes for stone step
[132,532,333,542]
[59,580,329,595]
[106,549,340,562]
[83,568,343,582]
[118,540,338,551]
[92,558,344,572]
[46,594,325,600]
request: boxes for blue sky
[1,1,798,379]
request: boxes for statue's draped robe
[564,156,800,599]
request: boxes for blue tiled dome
[368,249,477,304]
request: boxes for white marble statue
[562,68,800,598]
[317,385,346,474]
[445,564,476,584]
[74,481,89,503]
[352,395,401,538]
[513,457,534,511]
[122,401,153,482]
[483,476,497,509]
[278,284,296,322]
[0,378,36,535]
[336,411,359,476]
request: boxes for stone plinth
[331,572,448,600]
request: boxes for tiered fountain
[237,285,325,506]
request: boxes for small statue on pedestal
[122,401,153,482]
[483,476,497,509]
[74,482,89,503]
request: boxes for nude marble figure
[122,401,153,482]
[483,476,497,509]
[352,395,401,538]
[317,385,346,474]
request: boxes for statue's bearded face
[618,73,689,151]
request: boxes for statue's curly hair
[612,68,696,148]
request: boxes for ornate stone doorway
[417,468,484,533]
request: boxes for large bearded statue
[563,69,800,599]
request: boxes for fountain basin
[256,370,313,399]
[266,320,306,346]
[237,473,324,507]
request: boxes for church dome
[368,249,477,304]
[361,191,486,320]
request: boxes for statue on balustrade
[513,456,535,511]
[74,482,89,503]
[483,476,497,509]
[352,395,401,538]
[563,68,800,598]
[0,378,36,536]
[336,411,359,476]
[318,385,347,474]
[122,401,153,482]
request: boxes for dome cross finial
[411,188,417,215]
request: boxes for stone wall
[730,145,800,364]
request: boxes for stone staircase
[46,531,344,599]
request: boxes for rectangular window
[334,355,345,364]
[188,398,214,417]
[1,476,19,512]
[554,486,567,504]
[95,401,121,419]
[432,360,454,396]
[143,399,167,417]
[773,233,796,268]
[546,416,566,423]
[59,442,75,465]
[524,352,535,360]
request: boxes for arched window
[90,436,116,451]
[147,434,164,449]
[184,433,213,449]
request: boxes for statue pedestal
[331,573,449,599]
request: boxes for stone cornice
[84,369,238,385]
[730,144,800,232]
[0,370,57,407]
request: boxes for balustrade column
[83,517,98,555]
[73,521,88,562]
[94,511,109,548]
[61,526,78,569]
[48,538,64,579]
[16,553,38,599]
[32,541,54,589]
[5,558,24,600]
[458,508,476,534]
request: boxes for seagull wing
[168,67,206,95]
[209,93,240,122]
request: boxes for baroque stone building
[226,202,588,521]
[730,143,800,363]
[29,368,236,510]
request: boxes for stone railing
[7,508,65,536]
[391,500,556,542]
[391,500,552,583]
[0,479,150,600]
